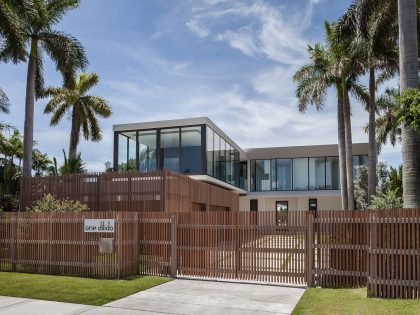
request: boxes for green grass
[0,272,172,306]
[293,288,420,315]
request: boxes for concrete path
[0,279,305,315]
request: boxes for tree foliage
[398,88,420,132]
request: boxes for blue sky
[0,0,401,171]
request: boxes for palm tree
[336,0,399,206]
[398,0,420,208]
[60,150,85,175]
[375,87,401,150]
[294,22,366,210]
[32,149,53,176]
[0,0,87,178]
[42,72,111,160]
[0,88,9,114]
[389,165,403,198]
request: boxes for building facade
[113,117,368,211]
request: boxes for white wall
[239,195,342,211]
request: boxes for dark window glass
[138,130,157,171]
[219,138,226,181]
[309,157,326,190]
[214,133,221,179]
[255,160,271,191]
[293,158,308,190]
[160,128,180,172]
[180,126,201,174]
[225,143,233,184]
[118,131,136,171]
[118,133,127,171]
[271,159,276,190]
[239,162,247,190]
[206,127,214,176]
[309,198,317,211]
[326,156,340,189]
[250,160,256,191]
[276,159,292,190]
[250,199,258,211]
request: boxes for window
[160,128,180,172]
[214,133,221,179]
[239,162,247,190]
[206,127,214,176]
[326,156,340,189]
[309,157,326,190]
[293,158,309,190]
[250,199,258,212]
[118,131,136,171]
[276,159,292,190]
[255,160,271,191]
[138,130,157,171]
[180,126,201,174]
[219,138,226,181]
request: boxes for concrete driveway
[0,279,305,315]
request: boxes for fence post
[11,213,17,272]
[235,216,241,278]
[170,215,178,278]
[307,212,314,287]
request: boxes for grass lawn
[292,288,420,315]
[0,272,171,306]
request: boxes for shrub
[28,194,88,213]
[398,88,420,131]
[369,190,403,209]
[0,194,20,212]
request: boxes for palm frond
[45,0,80,26]
[0,87,10,114]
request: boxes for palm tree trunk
[368,67,377,205]
[343,87,355,210]
[398,0,420,208]
[22,40,37,177]
[337,84,348,210]
[68,104,80,160]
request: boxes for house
[113,117,368,211]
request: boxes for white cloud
[186,19,210,38]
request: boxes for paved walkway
[0,279,305,315]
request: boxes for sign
[84,219,115,233]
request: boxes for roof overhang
[245,190,341,198]
[188,175,247,194]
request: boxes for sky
[0,0,401,171]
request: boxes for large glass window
[239,162,247,190]
[326,156,340,189]
[255,160,271,191]
[219,139,226,181]
[309,157,326,190]
[118,132,136,171]
[138,130,156,171]
[225,143,233,184]
[213,133,221,179]
[293,158,308,190]
[160,128,180,172]
[276,159,292,190]
[180,126,201,174]
[206,127,214,176]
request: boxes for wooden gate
[176,211,308,285]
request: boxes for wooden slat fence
[21,170,239,213]
[0,209,419,299]
[368,208,420,298]
[0,212,138,279]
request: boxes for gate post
[307,212,314,287]
[170,215,178,278]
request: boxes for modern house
[113,117,368,211]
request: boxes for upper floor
[113,117,368,194]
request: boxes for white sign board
[84,219,115,233]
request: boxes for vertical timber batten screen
[0,212,139,279]
[21,170,239,213]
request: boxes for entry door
[276,201,288,225]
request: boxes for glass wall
[326,156,340,189]
[293,158,309,190]
[138,130,156,171]
[160,128,180,172]
[180,126,201,174]
[251,155,367,192]
[116,125,202,175]
[276,159,292,190]
[206,126,240,187]
[309,157,326,190]
[118,131,136,171]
